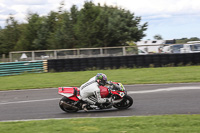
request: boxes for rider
[80,73,112,111]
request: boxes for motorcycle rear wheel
[113,95,133,109]
[59,97,79,113]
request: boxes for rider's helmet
[96,73,107,86]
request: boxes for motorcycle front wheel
[59,97,79,113]
[113,95,133,109]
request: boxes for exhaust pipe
[60,101,79,110]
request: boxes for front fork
[112,94,124,104]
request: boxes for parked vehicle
[138,49,148,55]
[162,41,200,54]
[136,40,175,53]
[162,44,184,53]
[180,41,200,53]
[58,82,133,112]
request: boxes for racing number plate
[119,92,125,97]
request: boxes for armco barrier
[46,53,200,72]
[0,60,47,76]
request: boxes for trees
[176,37,200,44]
[0,1,148,56]
[74,2,148,47]
[47,11,76,49]
[153,34,163,40]
[74,1,102,48]
[0,16,21,56]
[14,13,45,51]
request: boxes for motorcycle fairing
[58,87,81,100]
[111,90,125,98]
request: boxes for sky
[0,0,200,40]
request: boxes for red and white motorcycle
[58,82,133,112]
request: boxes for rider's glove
[107,81,113,85]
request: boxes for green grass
[0,66,200,91]
[1,67,200,132]
[0,115,200,133]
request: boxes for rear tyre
[113,95,133,109]
[59,97,79,113]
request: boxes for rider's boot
[82,104,88,112]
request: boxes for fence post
[2,54,5,62]
[32,51,35,60]
[77,49,80,57]
[100,48,103,56]
[54,50,57,59]
[9,52,12,62]
[123,47,126,56]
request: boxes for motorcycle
[58,82,133,112]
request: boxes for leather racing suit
[80,76,111,105]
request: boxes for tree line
[0,1,148,57]
[175,37,200,44]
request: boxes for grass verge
[0,66,200,91]
[0,115,200,133]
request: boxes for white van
[136,40,175,53]
[180,41,200,53]
[162,44,183,53]
[162,41,200,53]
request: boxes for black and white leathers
[80,76,111,104]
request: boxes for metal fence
[0,60,47,76]
[9,46,138,62]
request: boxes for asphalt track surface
[0,83,200,122]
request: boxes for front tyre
[113,95,133,109]
[59,97,79,113]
